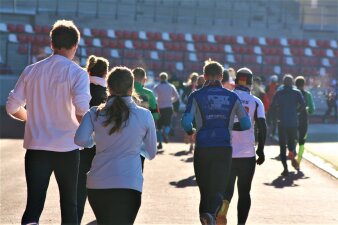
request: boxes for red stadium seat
[42,25,50,34]
[115,30,124,39]
[7,23,16,33]
[18,44,28,54]
[101,38,110,47]
[316,40,330,48]
[85,38,93,46]
[91,28,100,36]
[16,24,25,33]
[99,29,107,38]
[34,25,43,33]
[17,34,28,43]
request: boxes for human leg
[297,122,307,164]
[236,157,256,224]
[278,125,288,175]
[286,127,299,170]
[77,146,96,223]
[53,150,79,225]
[88,188,141,225]
[21,150,54,224]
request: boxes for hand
[256,155,265,165]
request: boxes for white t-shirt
[6,54,91,152]
[232,89,265,158]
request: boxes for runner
[182,72,199,152]
[133,67,160,170]
[6,20,91,224]
[154,72,180,149]
[77,55,109,223]
[268,74,305,176]
[295,76,315,165]
[221,69,235,91]
[74,66,157,224]
[181,60,251,225]
[219,68,267,225]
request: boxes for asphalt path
[1,140,337,224]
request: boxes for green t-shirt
[134,82,159,121]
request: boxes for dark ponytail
[85,55,109,78]
[96,66,135,135]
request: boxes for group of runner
[6,19,316,225]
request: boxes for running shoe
[281,169,289,176]
[200,213,216,225]
[157,143,163,149]
[291,158,300,170]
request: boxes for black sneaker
[157,143,162,149]
[200,213,216,225]
[281,169,289,176]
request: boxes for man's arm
[74,110,94,148]
[71,70,91,121]
[181,94,196,135]
[306,91,315,115]
[254,99,267,165]
[6,69,27,121]
[148,91,160,121]
[234,99,251,130]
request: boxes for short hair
[159,72,168,81]
[50,20,80,50]
[295,76,305,88]
[132,67,146,81]
[222,69,230,83]
[283,74,294,86]
[86,55,109,78]
[203,59,224,78]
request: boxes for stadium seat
[91,28,100,36]
[316,40,330,48]
[83,28,92,37]
[18,44,28,54]
[42,25,50,34]
[162,32,170,41]
[8,34,18,43]
[207,34,216,43]
[185,33,193,42]
[25,24,34,33]
[7,24,16,33]
[85,38,93,46]
[0,23,8,32]
[326,49,334,57]
[101,38,110,47]
[139,31,147,40]
[93,38,102,47]
[107,29,116,39]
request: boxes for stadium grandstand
[0,0,337,114]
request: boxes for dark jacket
[89,83,107,107]
[269,86,305,127]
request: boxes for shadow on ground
[170,150,192,157]
[264,171,310,188]
[169,175,197,188]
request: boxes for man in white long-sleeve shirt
[6,20,91,225]
[154,72,180,149]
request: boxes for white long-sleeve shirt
[6,54,91,152]
[232,89,265,158]
[74,97,157,192]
